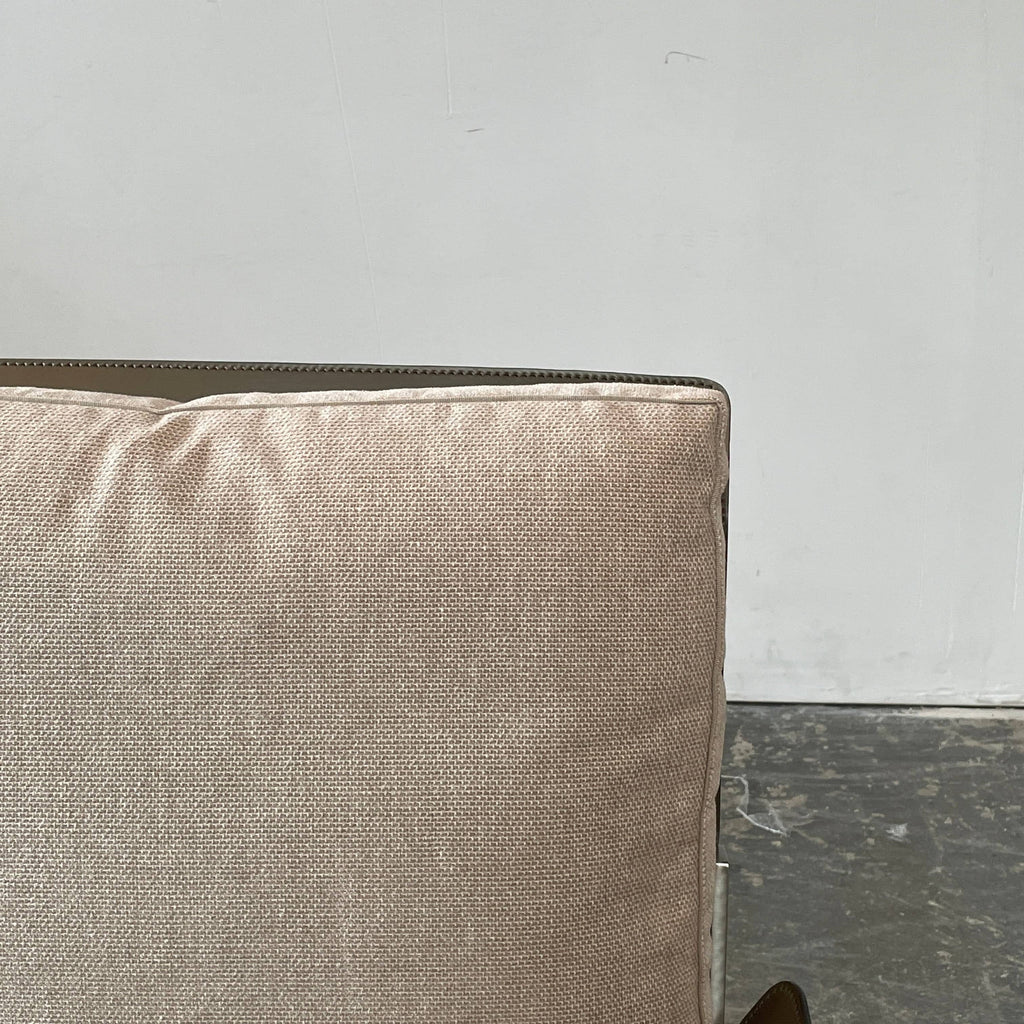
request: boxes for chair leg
[712,861,729,1024]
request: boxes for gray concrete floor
[720,704,1024,1024]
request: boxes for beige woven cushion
[0,379,728,1023]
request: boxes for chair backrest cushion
[0,378,728,1023]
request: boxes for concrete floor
[720,704,1024,1024]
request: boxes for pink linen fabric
[0,380,728,1023]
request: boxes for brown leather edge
[0,358,727,398]
[738,981,813,1024]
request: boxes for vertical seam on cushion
[697,397,728,1024]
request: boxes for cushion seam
[0,392,724,416]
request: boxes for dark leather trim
[0,358,727,399]
[739,981,813,1024]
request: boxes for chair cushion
[0,379,728,1023]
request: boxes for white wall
[2,1,1022,704]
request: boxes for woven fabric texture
[0,380,728,1023]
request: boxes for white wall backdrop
[2,1,1022,704]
